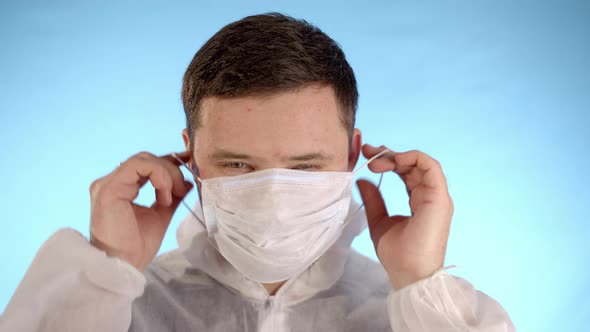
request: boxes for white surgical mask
[172,149,389,283]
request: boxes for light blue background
[1,1,588,331]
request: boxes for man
[1,13,514,331]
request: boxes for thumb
[356,179,389,229]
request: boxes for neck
[262,280,287,296]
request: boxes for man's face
[182,84,361,179]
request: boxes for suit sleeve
[0,228,146,332]
[387,269,515,331]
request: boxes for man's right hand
[88,151,194,271]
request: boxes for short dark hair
[181,12,358,144]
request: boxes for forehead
[195,85,349,157]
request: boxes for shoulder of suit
[144,249,215,287]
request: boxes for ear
[182,128,202,194]
[347,128,362,172]
[182,128,190,146]
[182,128,193,164]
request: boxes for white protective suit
[0,200,515,331]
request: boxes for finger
[132,160,174,206]
[152,155,192,198]
[134,152,192,188]
[362,144,395,160]
[115,153,188,206]
[361,144,396,173]
[362,143,380,157]
[160,151,191,166]
[393,150,448,190]
[151,182,193,222]
[356,179,389,229]
[367,158,396,173]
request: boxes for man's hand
[357,144,454,290]
[89,151,193,271]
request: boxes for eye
[219,161,254,175]
[291,164,319,171]
[226,162,248,169]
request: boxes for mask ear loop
[171,152,203,184]
[171,153,206,227]
[347,148,394,222]
[352,149,392,176]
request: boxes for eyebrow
[210,149,334,162]
[285,152,334,162]
[210,149,253,160]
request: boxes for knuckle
[133,151,155,160]
[448,197,455,215]
[420,151,441,168]
[432,158,442,168]
[90,173,124,201]
[89,179,100,196]
[89,177,106,197]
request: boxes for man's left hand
[357,144,454,290]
